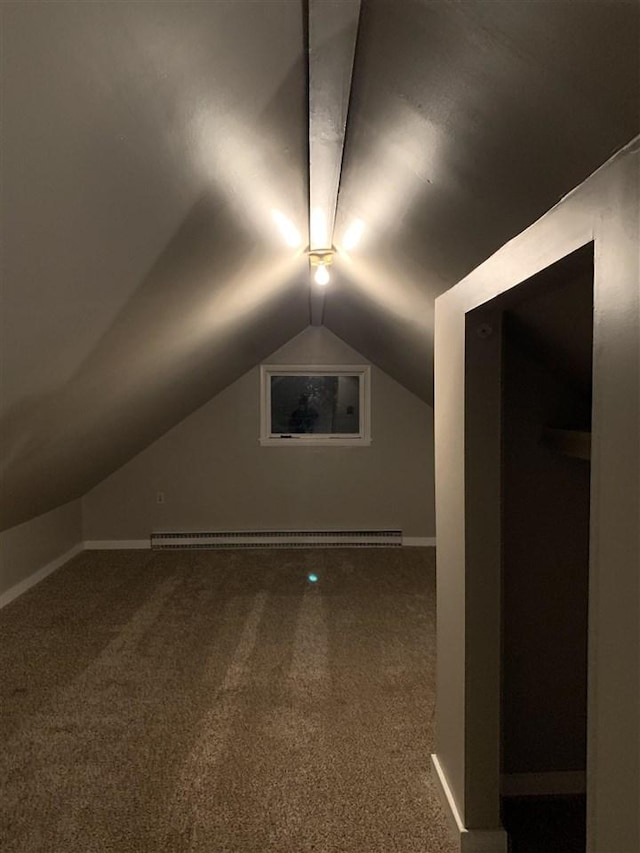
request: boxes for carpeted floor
[0,547,457,853]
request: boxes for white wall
[0,499,82,604]
[434,138,639,852]
[82,327,435,540]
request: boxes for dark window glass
[270,375,360,435]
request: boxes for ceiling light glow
[271,209,302,249]
[342,218,365,251]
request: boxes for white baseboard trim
[1,535,432,611]
[459,829,509,853]
[84,540,150,550]
[501,770,586,797]
[403,536,436,547]
[430,754,466,838]
[431,754,508,853]
[0,542,84,610]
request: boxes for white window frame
[260,364,371,446]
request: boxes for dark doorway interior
[502,796,586,853]
[498,245,594,852]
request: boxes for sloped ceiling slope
[328,0,640,400]
[1,1,309,530]
[1,1,639,533]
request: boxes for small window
[260,365,371,446]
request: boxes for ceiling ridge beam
[307,0,362,326]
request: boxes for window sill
[259,437,372,447]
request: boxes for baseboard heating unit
[151,530,402,550]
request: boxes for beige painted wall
[82,327,435,540]
[0,499,82,599]
[434,138,639,852]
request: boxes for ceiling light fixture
[308,249,333,286]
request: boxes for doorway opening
[467,243,594,852]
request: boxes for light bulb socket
[308,249,335,267]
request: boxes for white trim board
[403,537,436,547]
[431,754,508,853]
[0,543,84,610]
[84,540,150,550]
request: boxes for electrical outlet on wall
[156,491,165,504]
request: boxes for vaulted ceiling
[1,0,638,530]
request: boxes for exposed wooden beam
[307,0,361,325]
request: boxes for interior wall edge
[430,754,508,853]
[0,543,84,611]
[0,499,83,602]
[434,139,639,849]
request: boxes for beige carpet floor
[0,547,457,853]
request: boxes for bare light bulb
[314,263,330,286]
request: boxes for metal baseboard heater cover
[151,530,402,550]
